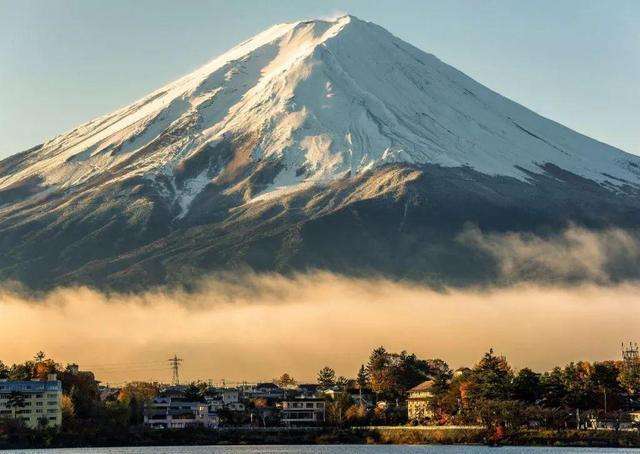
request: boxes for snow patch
[174,170,211,219]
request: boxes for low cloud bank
[1,271,639,385]
[2,226,639,383]
[460,225,640,284]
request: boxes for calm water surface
[8,446,640,454]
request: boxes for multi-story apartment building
[0,374,62,429]
[280,397,326,426]
[144,396,219,429]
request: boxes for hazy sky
[0,0,638,160]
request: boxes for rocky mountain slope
[1,15,639,290]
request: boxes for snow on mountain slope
[2,15,640,220]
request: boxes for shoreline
[3,427,640,450]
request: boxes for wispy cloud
[318,10,349,21]
[459,225,640,284]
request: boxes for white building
[205,396,224,412]
[323,388,374,409]
[407,380,435,422]
[220,388,239,404]
[0,374,62,429]
[204,390,245,413]
[226,401,245,412]
[244,383,285,399]
[144,397,219,429]
[280,397,326,426]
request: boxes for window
[36,402,43,406]
[47,409,58,413]
[306,403,313,408]
[48,401,58,406]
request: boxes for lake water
[7,446,640,454]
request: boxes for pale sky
[0,0,638,160]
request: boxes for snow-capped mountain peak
[2,15,639,217]
[2,15,640,291]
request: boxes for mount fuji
[2,15,639,290]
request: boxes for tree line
[1,346,640,445]
[310,346,640,430]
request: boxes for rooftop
[408,380,435,393]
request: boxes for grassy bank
[503,429,640,448]
[361,427,640,447]
[353,426,486,445]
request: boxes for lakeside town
[2,344,640,448]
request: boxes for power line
[80,360,167,368]
[84,366,167,371]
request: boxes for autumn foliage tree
[118,381,162,425]
[326,392,353,427]
[365,346,450,401]
[620,361,640,397]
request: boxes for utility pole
[168,355,183,386]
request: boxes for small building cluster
[138,382,374,429]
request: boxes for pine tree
[357,365,369,390]
[317,366,336,389]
